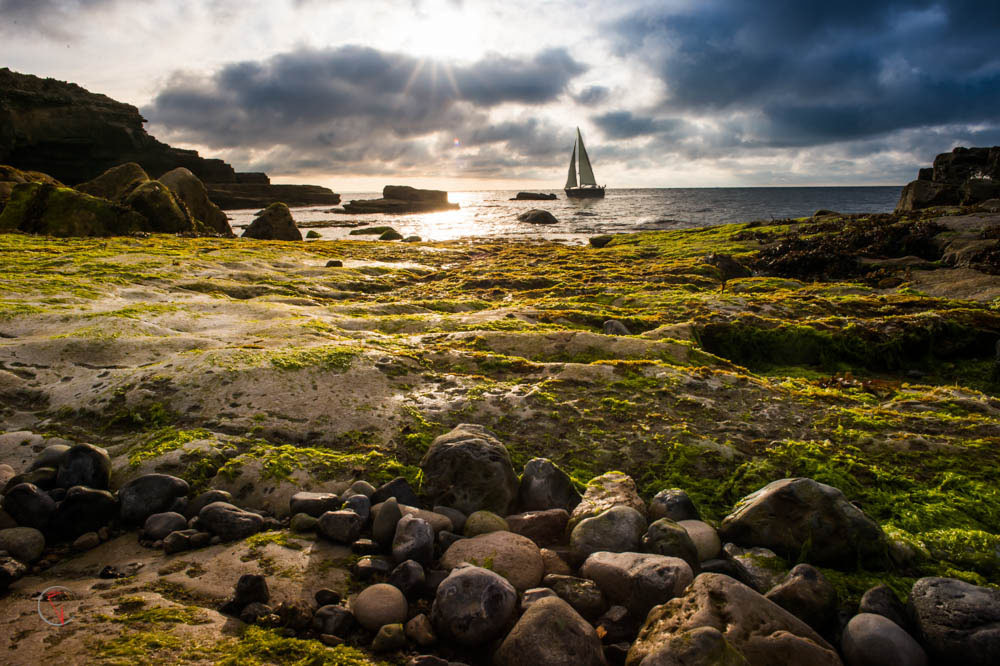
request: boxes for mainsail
[565,143,578,189]
[577,128,597,186]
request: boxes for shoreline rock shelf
[341,185,459,214]
[2,164,1000,663]
[1,424,992,665]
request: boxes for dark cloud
[573,85,610,106]
[145,45,585,177]
[0,0,118,36]
[606,0,1000,155]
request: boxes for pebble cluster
[2,424,999,665]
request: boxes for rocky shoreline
[1,193,1000,662]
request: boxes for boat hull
[565,186,606,199]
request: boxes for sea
[227,186,902,244]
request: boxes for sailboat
[564,127,606,198]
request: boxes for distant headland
[0,68,340,209]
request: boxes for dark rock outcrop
[0,68,236,185]
[159,167,233,235]
[517,209,558,224]
[242,202,302,241]
[510,192,557,200]
[897,147,1000,211]
[0,68,340,209]
[205,181,341,210]
[342,186,459,214]
[908,577,1000,665]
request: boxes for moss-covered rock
[76,162,149,201]
[158,167,232,236]
[0,182,146,236]
[123,180,195,233]
[242,202,301,241]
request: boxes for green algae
[127,427,214,466]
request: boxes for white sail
[565,142,578,189]
[577,128,597,186]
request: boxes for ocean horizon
[229,185,903,243]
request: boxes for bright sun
[403,0,485,61]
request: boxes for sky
[2,0,999,191]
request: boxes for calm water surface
[228,187,901,244]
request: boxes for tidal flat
[1,206,999,663]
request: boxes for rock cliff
[896,146,1000,211]
[0,68,340,209]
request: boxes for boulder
[570,506,647,559]
[718,478,887,568]
[517,457,582,513]
[433,506,466,534]
[569,471,645,529]
[419,424,518,515]
[372,496,402,546]
[908,576,1000,665]
[517,209,558,224]
[372,623,407,652]
[317,510,363,544]
[242,202,302,241]
[289,492,340,518]
[378,228,403,241]
[55,443,111,490]
[580,551,693,618]
[858,584,909,631]
[158,167,232,235]
[678,519,721,561]
[0,182,146,236]
[392,514,434,565]
[233,573,269,606]
[405,613,437,647]
[431,565,517,647]
[371,477,420,507]
[119,474,189,525]
[143,512,188,541]
[506,508,569,547]
[764,564,838,637]
[352,583,408,631]
[627,573,841,666]
[198,502,264,541]
[723,543,788,593]
[589,235,614,248]
[29,444,71,472]
[290,513,317,532]
[649,488,701,522]
[75,162,149,200]
[123,180,194,233]
[841,613,927,666]
[543,574,607,620]
[343,495,371,524]
[50,486,118,539]
[0,527,45,563]
[463,510,508,537]
[642,518,700,570]
[440,530,544,591]
[388,559,426,598]
[349,480,377,498]
[184,489,233,519]
[1,482,56,530]
[495,596,606,666]
[313,604,354,636]
[633,626,749,666]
